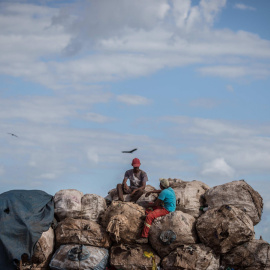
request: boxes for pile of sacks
[22,179,269,270]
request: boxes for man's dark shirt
[124,169,148,189]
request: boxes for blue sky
[0,0,270,240]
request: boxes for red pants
[141,206,169,238]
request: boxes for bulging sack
[196,205,254,254]
[149,211,198,258]
[54,190,107,222]
[49,244,109,270]
[55,218,111,249]
[221,239,270,270]
[17,227,54,270]
[169,179,209,218]
[102,201,145,244]
[105,185,156,205]
[168,178,184,188]
[204,180,263,225]
[162,244,220,270]
[54,189,83,221]
[136,185,158,208]
[81,194,107,221]
[110,244,161,270]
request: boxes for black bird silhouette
[8,133,18,138]
[122,148,137,153]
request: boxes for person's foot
[136,238,148,244]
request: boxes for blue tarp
[0,190,54,270]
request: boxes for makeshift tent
[0,190,54,270]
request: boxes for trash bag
[102,201,145,244]
[105,188,136,203]
[67,245,90,261]
[49,244,109,270]
[105,185,155,205]
[54,190,107,222]
[54,189,83,221]
[17,227,54,270]
[81,194,107,222]
[31,227,54,268]
[159,230,176,245]
[196,205,254,254]
[169,179,209,218]
[204,180,263,225]
[149,211,198,258]
[161,244,220,270]
[221,239,270,270]
[136,185,159,208]
[55,218,111,249]
[167,178,184,188]
[104,188,118,203]
[110,244,161,270]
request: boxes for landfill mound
[17,179,268,270]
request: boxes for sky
[0,0,270,240]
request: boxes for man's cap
[132,158,141,167]
[159,178,169,188]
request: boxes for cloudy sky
[0,0,270,240]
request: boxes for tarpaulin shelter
[0,190,54,270]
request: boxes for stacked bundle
[18,180,269,270]
[50,190,110,270]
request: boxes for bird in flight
[7,133,18,138]
[122,148,137,153]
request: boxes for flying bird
[122,148,137,153]
[7,133,18,138]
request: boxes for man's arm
[122,177,129,191]
[131,181,146,195]
[149,198,162,207]
[145,189,162,197]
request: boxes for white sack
[196,205,254,254]
[204,180,263,225]
[149,211,198,258]
[162,244,220,270]
[54,189,106,222]
[49,244,109,270]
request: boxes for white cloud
[52,0,170,44]
[226,85,234,92]
[87,148,99,164]
[0,97,75,124]
[198,64,270,79]
[199,0,226,25]
[163,116,255,137]
[0,0,269,90]
[160,115,270,176]
[116,95,151,105]
[0,90,113,124]
[84,112,114,123]
[234,3,256,11]
[201,158,235,177]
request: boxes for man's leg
[117,184,124,201]
[141,207,169,238]
[130,189,143,202]
[117,184,131,201]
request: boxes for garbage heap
[22,179,269,270]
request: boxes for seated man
[136,178,176,244]
[117,158,148,202]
